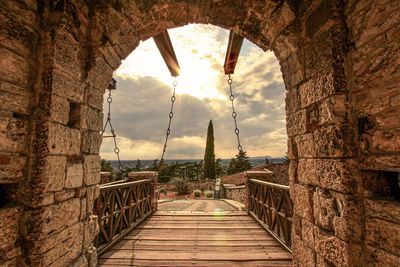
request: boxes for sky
[100,24,287,160]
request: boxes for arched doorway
[1,1,399,266]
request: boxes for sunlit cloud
[100,24,287,160]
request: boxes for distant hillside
[107,156,286,170]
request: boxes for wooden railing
[94,178,155,255]
[248,179,293,252]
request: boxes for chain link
[159,78,177,170]
[227,74,244,154]
[102,89,124,176]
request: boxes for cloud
[100,24,288,160]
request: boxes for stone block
[99,43,121,69]
[313,189,336,231]
[0,84,32,115]
[83,215,99,249]
[361,155,400,172]
[80,198,87,221]
[52,66,84,103]
[292,235,316,266]
[370,129,400,154]
[81,130,102,154]
[286,109,307,137]
[54,190,75,202]
[0,206,21,251]
[49,94,69,125]
[375,105,400,128]
[288,160,298,183]
[47,123,81,155]
[292,184,314,221]
[281,54,303,88]
[87,56,114,90]
[79,105,103,131]
[30,222,83,266]
[315,233,354,267]
[66,163,83,189]
[85,85,105,111]
[285,87,300,115]
[83,155,101,186]
[295,125,349,158]
[365,217,400,256]
[0,154,26,183]
[299,69,335,108]
[86,185,100,213]
[301,219,317,249]
[53,28,81,79]
[42,156,66,192]
[26,193,54,208]
[0,115,28,153]
[0,47,30,87]
[318,95,346,125]
[375,252,400,267]
[298,159,359,193]
[365,199,400,224]
[27,198,80,237]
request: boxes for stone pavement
[158,199,238,212]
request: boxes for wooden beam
[153,30,180,77]
[223,30,244,75]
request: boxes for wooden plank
[111,245,285,252]
[99,212,292,266]
[98,259,292,266]
[101,250,291,261]
[223,30,244,75]
[153,30,180,77]
[111,239,281,248]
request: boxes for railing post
[127,171,158,212]
[245,170,274,210]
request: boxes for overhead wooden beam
[223,30,244,75]
[153,30,180,77]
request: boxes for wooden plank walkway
[98,211,292,266]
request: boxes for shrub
[193,189,201,197]
[159,188,167,195]
[204,190,214,198]
[169,177,190,195]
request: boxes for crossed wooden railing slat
[248,179,293,252]
[94,179,155,255]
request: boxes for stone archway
[1,1,399,266]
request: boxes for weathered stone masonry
[0,0,399,266]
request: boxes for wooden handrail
[248,179,293,252]
[94,178,156,255]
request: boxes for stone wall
[223,185,246,203]
[0,0,399,266]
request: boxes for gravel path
[158,199,238,212]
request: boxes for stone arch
[1,1,399,266]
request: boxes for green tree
[227,158,237,174]
[227,151,252,174]
[203,120,216,179]
[150,159,159,171]
[101,159,114,172]
[135,159,143,171]
[235,150,252,171]
[215,158,224,177]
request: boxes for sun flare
[115,24,227,100]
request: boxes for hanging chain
[227,74,243,154]
[159,78,177,171]
[102,89,123,175]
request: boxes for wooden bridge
[94,176,293,266]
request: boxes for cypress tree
[203,120,216,179]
